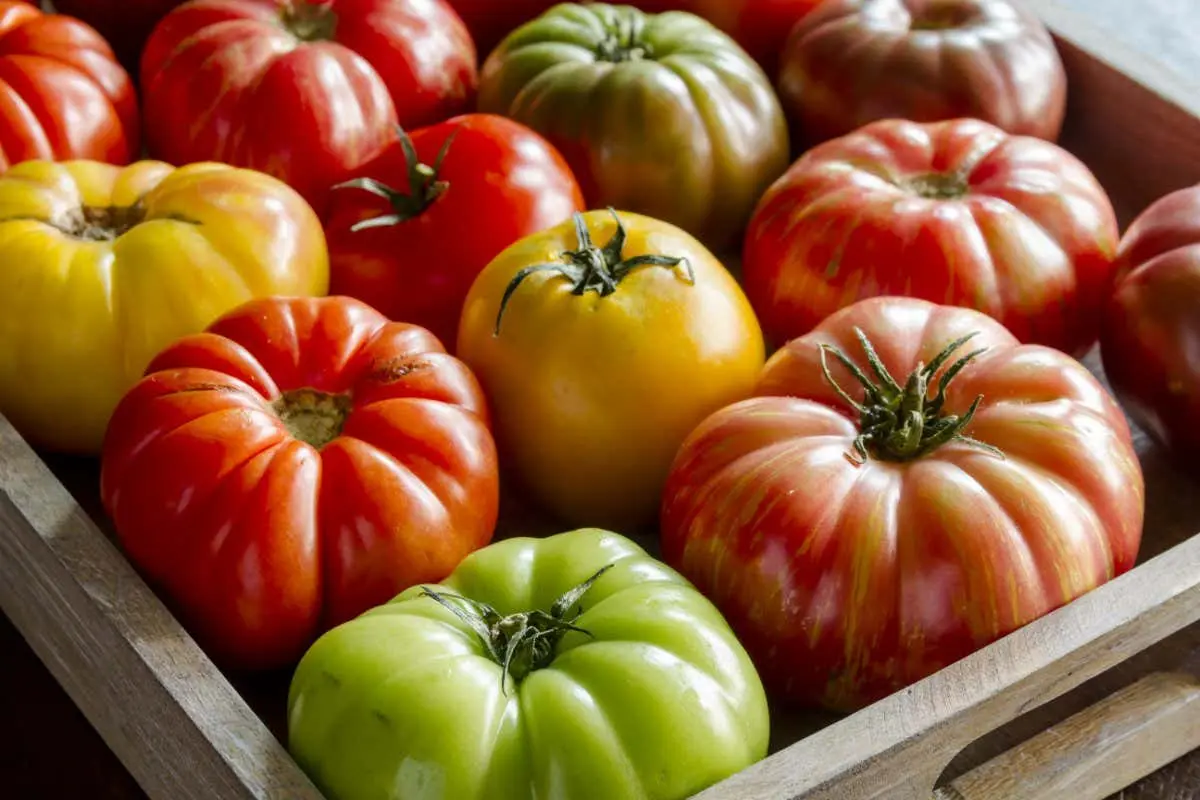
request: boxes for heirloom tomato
[742,118,1120,355]
[50,0,184,73]
[682,0,824,76]
[325,114,584,349]
[100,296,499,670]
[141,0,478,214]
[777,0,1068,146]
[1102,185,1200,457]
[288,528,769,800]
[661,297,1145,711]
[0,1,139,167]
[477,2,789,250]
[457,209,764,531]
[0,159,327,455]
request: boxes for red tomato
[778,0,1068,147]
[100,296,500,670]
[140,0,478,214]
[49,0,184,73]
[0,1,139,167]
[324,113,584,348]
[742,118,1119,356]
[1101,185,1200,457]
[661,296,1144,711]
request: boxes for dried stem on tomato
[493,209,695,335]
[419,564,614,692]
[820,328,1003,465]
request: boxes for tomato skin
[49,0,185,73]
[478,3,789,250]
[287,528,770,800]
[457,210,765,531]
[742,118,1119,355]
[141,0,478,214]
[1101,185,1200,457]
[0,159,328,455]
[684,0,824,76]
[0,1,139,167]
[100,296,500,670]
[324,114,584,349]
[661,297,1144,711]
[778,0,1067,147]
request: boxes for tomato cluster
[0,1,1184,799]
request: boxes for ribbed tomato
[777,0,1067,147]
[325,114,584,349]
[100,296,500,670]
[661,297,1144,711]
[1102,185,1200,458]
[0,1,139,167]
[140,0,478,214]
[742,118,1119,355]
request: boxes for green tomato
[477,2,789,251]
[287,528,770,800]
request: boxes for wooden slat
[937,671,1200,800]
[0,416,322,800]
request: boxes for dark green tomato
[478,2,789,250]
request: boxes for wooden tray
[3,2,1200,798]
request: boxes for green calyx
[820,328,1004,465]
[594,13,653,62]
[280,1,337,42]
[333,125,459,231]
[420,565,614,691]
[493,208,695,335]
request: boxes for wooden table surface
[5,3,1200,800]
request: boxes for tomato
[477,2,789,250]
[1101,185,1200,457]
[49,0,185,73]
[683,0,824,76]
[777,0,1068,147]
[661,296,1145,711]
[140,0,478,214]
[742,118,1120,356]
[0,1,139,167]
[457,209,764,531]
[325,114,584,349]
[287,528,769,800]
[0,159,327,455]
[100,296,499,670]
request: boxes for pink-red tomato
[100,295,500,670]
[742,118,1120,356]
[777,0,1068,147]
[324,113,584,349]
[661,296,1144,710]
[1102,185,1200,457]
[140,0,478,214]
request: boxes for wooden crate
[2,2,1199,798]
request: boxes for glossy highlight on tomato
[100,296,500,670]
[662,297,1144,711]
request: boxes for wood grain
[0,417,322,800]
[938,672,1200,800]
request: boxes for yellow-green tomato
[287,528,770,800]
[456,209,765,531]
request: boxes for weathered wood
[0,416,322,800]
[936,672,1200,800]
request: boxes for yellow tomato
[457,209,764,530]
[0,159,329,454]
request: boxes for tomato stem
[333,125,459,231]
[53,205,148,241]
[272,389,352,449]
[493,209,695,335]
[419,565,614,691]
[820,328,1004,464]
[905,172,970,200]
[594,14,653,62]
[280,1,337,42]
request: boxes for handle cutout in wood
[934,671,1200,800]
